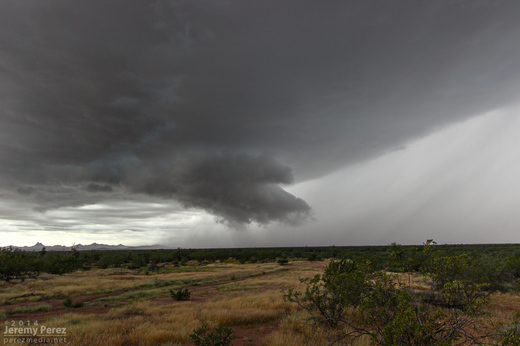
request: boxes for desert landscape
[1,244,519,345]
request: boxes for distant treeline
[1,242,520,289]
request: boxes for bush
[284,259,371,329]
[63,297,73,309]
[277,258,289,265]
[277,254,289,266]
[43,250,82,275]
[495,311,520,345]
[284,257,490,345]
[63,298,83,309]
[189,323,235,346]
[170,288,191,301]
[504,255,520,279]
[0,247,40,282]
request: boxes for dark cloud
[17,186,36,196]
[162,153,310,227]
[86,183,113,193]
[11,151,310,227]
[2,1,520,229]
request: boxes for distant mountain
[11,242,170,251]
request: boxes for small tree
[277,253,289,265]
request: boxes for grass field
[1,260,519,345]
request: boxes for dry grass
[35,294,290,346]
[0,263,288,304]
[0,261,321,345]
[264,310,373,346]
[1,261,517,345]
[199,290,292,326]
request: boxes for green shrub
[504,255,520,279]
[169,288,191,301]
[284,256,490,345]
[307,252,321,262]
[277,255,289,266]
[44,250,82,275]
[63,297,73,309]
[284,259,371,329]
[189,323,235,346]
[63,298,83,309]
[0,309,10,319]
[0,246,41,282]
[495,311,520,345]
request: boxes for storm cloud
[2,1,520,242]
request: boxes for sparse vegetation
[170,288,191,301]
[63,297,84,309]
[494,311,520,345]
[0,243,519,345]
[0,309,9,319]
[189,323,235,346]
[282,241,520,345]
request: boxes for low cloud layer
[2,1,520,238]
[12,152,310,227]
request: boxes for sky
[2,1,520,247]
